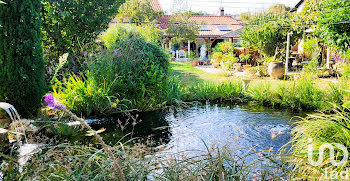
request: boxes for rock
[268,61,285,79]
[18,144,44,172]
[0,128,9,151]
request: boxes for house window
[216,26,231,31]
[200,26,211,31]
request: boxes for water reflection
[162,102,298,158]
[92,102,300,158]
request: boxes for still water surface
[91,103,302,158]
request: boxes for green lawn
[170,61,230,86]
[170,61,337,90]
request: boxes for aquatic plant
[184,81,244,102]
[248,76,342,112]
[287,109,350,180]
[53,73,125,116]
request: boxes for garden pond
[88,102,305,159]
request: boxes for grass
[170,62,229,86]
[11,140,289,180]
[286,109,350,180]
[3,62,348,180]
[172,61,344,112]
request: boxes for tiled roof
[160,15,243,38]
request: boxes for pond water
[90,102,302,159]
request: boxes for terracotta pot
[243,65,252,70]
[191,61,198,67]
[212,62,220,68]
[268,61,285,79]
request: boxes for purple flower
[118,53,122,58]
[81,50,87,56]
[44,93,56,107]
[114,49,118,55]
[85,43,88,47]
[44,93,66,110]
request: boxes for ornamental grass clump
[53,73,125,116]
[184,81,244,102]
[248,75,343,111]
[286,109,350,180]
[15,139,288,180]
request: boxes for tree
[241,4,294,58]
[0,0,46,116]
[316,0,350,53]
[240,13,253,23]
[268,4,290,15]
[290,0,350,56]
[41,0,124,79]
[117,0,163,24]
[241,15,293,57]
[167,12,200,42]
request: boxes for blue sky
[159,0,301,15]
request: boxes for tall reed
[286,109,350,180]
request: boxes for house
[111,0,243,60]
[159,7,243,59]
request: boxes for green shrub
[55,33,171,115]
[213,42,234,54]
[221,54,238,70]
[338,63,350,78]
[41,0,123,81]
[91,35,169,111]
[0,0,46,116]
[101,24,163,49]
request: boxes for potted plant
[265,57,285,79]
[191,60,198,67]
[189,51,198,67]
[240,54,252,70]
